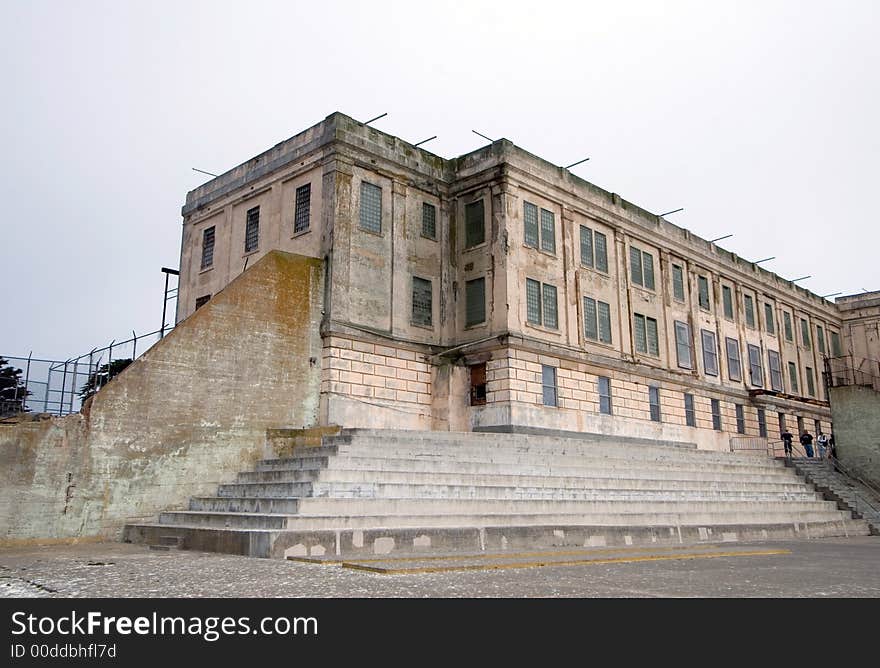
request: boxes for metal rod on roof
[364,113,388,126]
[658,208,684,217]
[564,157,590,169]
[821,292,842,298]
[413,136,437,147]
[753,257,776,264]
[710,234,733,243]
[192,167,218,177]
[792,276,812,282]
[472,130,495,143]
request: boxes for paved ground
[2,535,879,597]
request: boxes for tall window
[711,399,722,431]
[630,246,655,290]
[830,330,841,356]
[580,225,608,272]
[633,313,659,356]
[674,321,693,369]
[526,279,557,329]
[735,404,745,434]
[542,365,558,407]
[701,329,718,376]
[421,202,436,239]
[245,206,260,252]
[464,200,484,248]
[757,408,767,437]
[816,325,826,355]
[765,303,775,335]
[788,362,799,394]
[672,264,685,302]
[800,318,811,349]
[684,393,696,427]
[524,201,538,248]
[744,294,756,329]
[747,344,763,387]
[583,297,612,344]
[411,277,432,327]
[540,209,555,253]
[294,183,311,234]
[598,376,612,415]
[649,386,661,422]
[768,350,783,391]
[465,277,485,327]
[806,366,815,396]
[470,364,487,406]
[359,182,382,234]
[726,337,742,382]
[783,311,793,342]
[722,285,734,320]
[698,276,710,310]
[200,226,215,270]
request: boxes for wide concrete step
[216,479,819,500]
[156,507,854,531]
[187,496,839,515]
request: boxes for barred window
[542,365,558,407]
[768,350,783,391]
[633,313,659,356]
[765,303,775,335]
[726,337,742,382]
[674,321,692,369]
[526,280,557,329]
[597,301,612,344]
[524,202,539,248]
[788,362,799,394]
[735,404,746,434]
[748,344,763,387]
[245,206,260,252]
[758,408,767,437]
[830,330,841,356]
[649,386,661,422]
[816,325,826,355]
[783,311,793,341]
[422,202,436,240]
[722,285,734,320]
[523,202,555,253]
[800,318,811,349]
[294,183,311,234]
[672,264,685,301]
[594,231,608,272]
[701,329,718,376]
[630,246,655,290]
[684,393,696,427]
[744,294,756,329]
[465,200,485,248]
[411,277,432,327]
[583,297,611,343]
[806,366,815,396]
[540,209,555,253]
[526,279,542,325]
[698,276,710,310]
[711,399,722,431]
[359,182,382,234]
[598,376,612,415]
[542,284,558,329]
[579,225,593,268]
[465,277,485,327]
[200,226,215,270]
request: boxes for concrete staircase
[123,429,871,558]
[788,458,880,535]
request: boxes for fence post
[59,361,69,416]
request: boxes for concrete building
[177,112,877,451]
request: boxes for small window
[649,386,661,422]
[757,408,767,437]
[580,225,594,267]
[411,277,432,327]
[526,279,541,325]
[465,277,485,327]
[294,183,311,234]
[701,329,718,376]
[800,318,811,350]
[684,393,696,427]
[470,363,486,406]
[421,202,437,240]
[674,321,693,369]
[597,301,612,344]
[464,200,485,248]
[598,376,612,415]
[829,330,841,357]
[711,399,722,431]
[195,294,211,310]
[359,182,382,234]
[788,362,799,394]
[245,206,260,253]
[747,344,763,387]
[735,404,746,434]
[523,202,555,253]
[200,226,215,270]
[783,311,793,342]
[542,365,558,407]
[806,366,815,396]
[594,232,608,272]
[525,279,557,329]
[722,285,734,320]
[540,209,555,253]
[584,297,612,344]
[768,350,783,391]
[726,337,742,382]
[542,284,558,329]
[816,325,826,355]
[524,202,539,248]
[744,294,756,329]
[698,276,710,310]
[633,313,659,356]
[672,264,685,302]
[765,303,775,335]
[630,246,654,290]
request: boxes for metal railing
[729,436,772,456]
[823,354,880,392]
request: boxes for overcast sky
[2,0,877,360]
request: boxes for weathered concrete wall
[0,251,324,542]
[829,385,880,490]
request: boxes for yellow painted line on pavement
[340,548,792,575]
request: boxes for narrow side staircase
[788,458,880,535]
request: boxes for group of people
[780,428,836,459]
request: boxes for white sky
[2,0,878,359]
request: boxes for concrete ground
[2,535,879,598]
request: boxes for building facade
[177,112,874,451]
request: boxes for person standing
[781,427,794,458]
[800,430,814,458]
[817,431,829,459]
